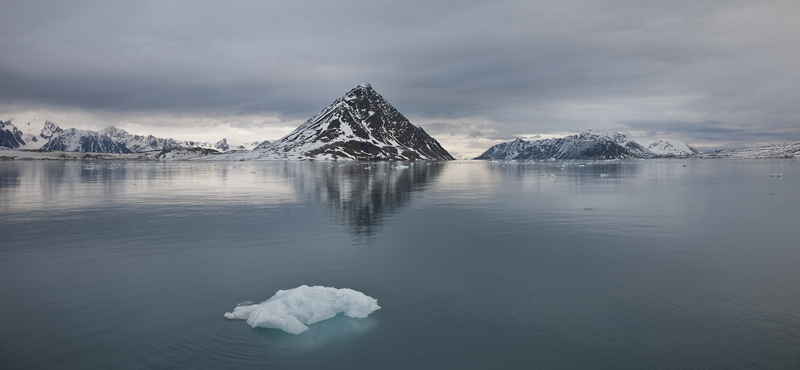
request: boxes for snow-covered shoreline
[0,148,215,161]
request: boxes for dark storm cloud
[1,0,798,149]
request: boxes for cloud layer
[2,0,798,156]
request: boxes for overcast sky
[1,0,798,157]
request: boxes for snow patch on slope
[639,138,698,156]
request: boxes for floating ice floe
[224,285,380,334]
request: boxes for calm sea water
[1,159,799,369]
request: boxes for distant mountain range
[0,119,265,154]
[3,86,799,160]
[1,84,452,161]
[475,131,699,160]
[694,141,800,159]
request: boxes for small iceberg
[224,285,380,334]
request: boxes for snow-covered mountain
[1,119,266,154]
[41,128,133,153]
[240,84,453,161]
[0,120,26,149]
[213,138,266,152]
[475,130,656,160]
[99,127,192,152]
[475,138,530,160]
[639,138,699,156]
[2,120,65,150]
[101,127,263,152]
[695,141,800,159]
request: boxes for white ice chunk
[224,285,380,334]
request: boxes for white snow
[638,138,698,156]
[224,285,380,334]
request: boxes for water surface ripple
[1,159,798,369]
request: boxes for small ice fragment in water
[770,173,782,177]
[224,285,380,334]
[600,173,610,177]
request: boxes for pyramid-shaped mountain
[257,84,454,161]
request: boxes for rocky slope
[244,84,453,161]
[476,131,658,160]
[0,120,26,149]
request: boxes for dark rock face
[265,84,454,160]
[0,120,25,148]
[476,131,653,160]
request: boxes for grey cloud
[1,0,798,149]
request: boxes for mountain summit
[254,84,454,160]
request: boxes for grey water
[1,159,799,369]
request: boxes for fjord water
[1,159,798,369]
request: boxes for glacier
[224,285,380,334]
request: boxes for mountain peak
[249,85,453,161]
[41,121,64,138]
[100,126,128,136]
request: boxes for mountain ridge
[475,130,666,160]
[0,119,262,154]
